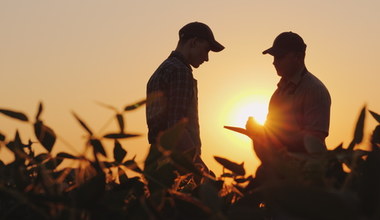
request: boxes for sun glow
[225,94,270,128]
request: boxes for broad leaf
[123,159,142,173]
[333,143,343,152]
[103,133,140,139]
[56,152,79,159]
[235,177,250,183]
[72,112,93,136]
[214,156,245,176]
[369,110,380,123]
[35,153,50,163]
[90,138,107,157]
[124,99,146,111]
[95,101,118,111]
[0,132,5,141]
[35,102,43,121]
[45,157,63,170]
[116,114,124,133]
[34,121,56,152]
[113,140,127,163]
[6,131,28,160]
[371,125,380,145]
[348,106,366,150]
[221,173,234,178]
[118,167,129,184]
[0,109,28,122]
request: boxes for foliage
[0,102,379,220]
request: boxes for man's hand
[245,116,264,140]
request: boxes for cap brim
[210,40,225,52]
[262,47,286,57]
[262,47,276,55]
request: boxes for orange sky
[1,1,379,176]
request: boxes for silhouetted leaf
[35,153,50,163]
[221,173,234,178]
[72,111,93,135]
[123,159,142,173]
[348,106,366,150]
[45,157,63,170]
[371,125,380,145]
[103,161,115,168]
[118,167,128,184]
[124,99,146,111]
[6,131,28,160]
[214,156,245,176]
[103,133,140,139]
[90,138,107,157]
[35,102,43,121]
[34,121,56,152]
[333,143,344,152]
[116,114,124,133]
[95,101,118,111]
[0,109,28,122]
[369,110,380,123]
[56,152,79,160]
[235,177,250,183]
[0,132,5,141]
[113,140,127,163]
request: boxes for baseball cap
[262,32,306,57]
[179,22,225,52]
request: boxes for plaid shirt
[146,51,201,151]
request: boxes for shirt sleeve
[165,66,194,128]
[303,84,331,137]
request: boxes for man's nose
[273,58,277,66]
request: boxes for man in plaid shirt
[145,22,224,192]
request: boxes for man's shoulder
[301,71,331,101]
[155,56,191,77]
[303,71,329,90]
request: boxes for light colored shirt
[265,68,331,152]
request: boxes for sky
[1,0,379,176]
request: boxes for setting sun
[225,93,270,128]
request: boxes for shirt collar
[277,67,307,89]
[169,51,192,71]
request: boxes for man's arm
[166,67,194,127]
[165,67,197,153]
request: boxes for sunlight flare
[226,94,270,127]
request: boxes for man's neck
[174,47,190,65]
[284,65,306,83]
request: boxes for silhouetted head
[176,22,224,68]
[179,22,224,52]
[263,32,306,58]
[263,32,306,78]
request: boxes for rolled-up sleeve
[303,84,331,137]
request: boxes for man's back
[146,51,200,147]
